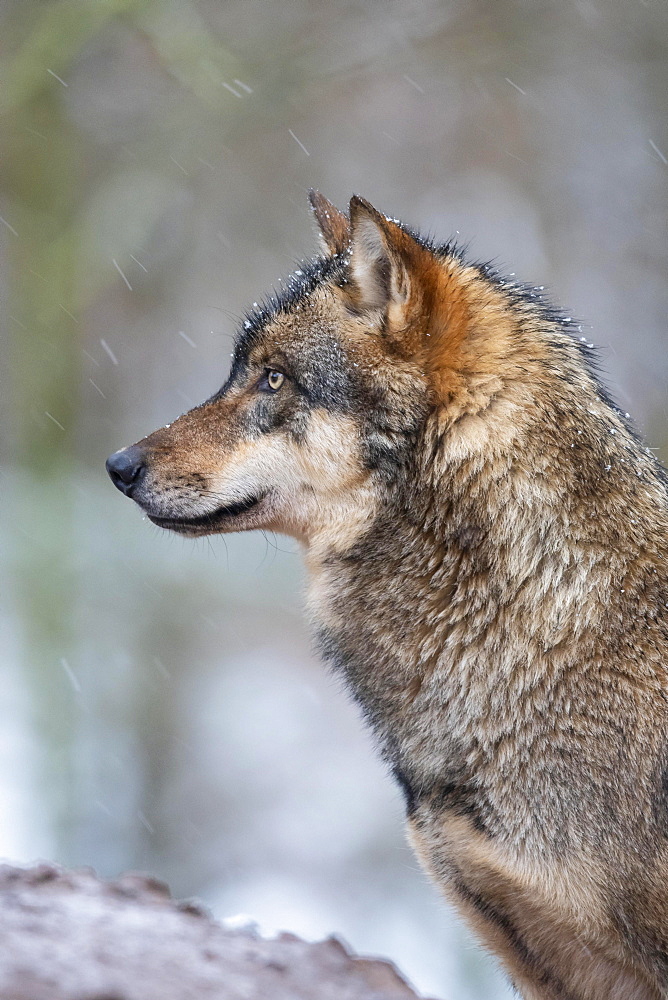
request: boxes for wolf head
[106,193,556,549]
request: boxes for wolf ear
[309,190,350,256]
[347,195,427,330]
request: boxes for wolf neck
[305,339,668,822]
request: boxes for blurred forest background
[1,1,667,997]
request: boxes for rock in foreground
[0,863,437,1000]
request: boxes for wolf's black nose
[106,446,145,497]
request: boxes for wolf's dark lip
[147,494,263,530]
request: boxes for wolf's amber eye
[266,370,284,391]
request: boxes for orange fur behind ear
[417,258,529,410]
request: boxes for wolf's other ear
[309,190,350,256]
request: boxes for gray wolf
[107,192,668,999]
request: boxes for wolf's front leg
[408,815,662,1000]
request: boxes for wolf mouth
[147,494,263,531]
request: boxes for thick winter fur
[107,193,668,999]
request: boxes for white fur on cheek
[209,410,377,549]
